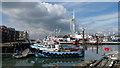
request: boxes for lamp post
[81,28,85,45]
[81,27,86,51]
[95,33,99,44]
[95,33,99,54]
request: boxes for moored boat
[13,48,30,59]
[30,40,84,58]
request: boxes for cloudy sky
[2,2,118,39]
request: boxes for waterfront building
[0,25,29,43]
[19,31,29,42]
[0,26,8,42]
[8,27,19,42]
[0,25,19,43]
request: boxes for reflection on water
[30,57,83,66]
[85,45,118,60]
[2,45,118,66]
[2,55,84,66]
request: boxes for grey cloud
[2,2,38,9]
[2,2,70,39]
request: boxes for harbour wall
[0,42,33,53]
[60,42,120,45]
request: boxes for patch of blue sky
[104,22,118,26]
[74,2,117,19]
[2,13,9,26]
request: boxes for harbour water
[2,45,119,66]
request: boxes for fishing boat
[30,40,84,58]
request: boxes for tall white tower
[70,10,77,34]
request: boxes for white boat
[13,49,30,59]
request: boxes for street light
[80,27,86,51]
[80,27,86,32]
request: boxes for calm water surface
[2,45,119,66]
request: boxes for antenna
[73,10,75,19]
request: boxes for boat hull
[35,50,84,58]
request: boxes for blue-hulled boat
[35,50,84,58]
[30,40,84,58]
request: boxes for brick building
[0,25,29,43]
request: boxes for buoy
[103,47,110,51]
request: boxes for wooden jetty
[13,48,30,59]
[113,60,120,67]
[73,51,120,67]
[73,59,116,67]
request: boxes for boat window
[52,45,55,48]
[38,50,42,53]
